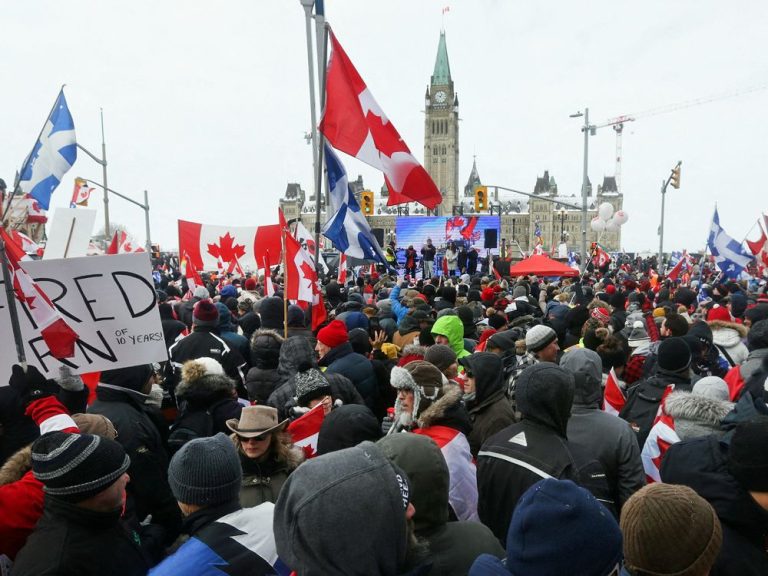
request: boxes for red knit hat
[590,307,611,324]
[707,304,732,323]
[605,284,616,295]
[317,319,348,348]
[244,277,257,291]
[193,299,219,327]
[481,287,495,303]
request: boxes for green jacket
[431,315,470,359]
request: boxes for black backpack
[619,378,669,448]
[167,398,230,453]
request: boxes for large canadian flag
[319,31,442,209]
[178,220,259,273]
[106,230,145,255]
[1,228,79,358]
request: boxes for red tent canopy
[506,254,579,277]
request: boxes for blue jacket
[389,285,410,325]
[150,502,289,576]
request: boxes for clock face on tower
[434,90,447,104]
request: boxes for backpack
[167,398,230,453]
[619,378,669,449]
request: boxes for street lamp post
[81,178,152,252]
[570,109,595,272]
[76,109,109,241]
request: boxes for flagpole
[313,24,330,276]
[0,235,27,368]
[281,223,289,339]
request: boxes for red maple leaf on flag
[365,110,408,157]
[299,260,316,293]
[207,233,246,266]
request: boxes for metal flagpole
[0,235,27,367]
[314,24,330,275]
[100,108,109,240]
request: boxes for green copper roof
[431,31,451,86]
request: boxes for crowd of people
[1,256,768,575]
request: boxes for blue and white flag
[707,208,753,279]
[322,143,389,267]
[534,221,542,238]
[19,89,77,210]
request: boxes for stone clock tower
[424,31,459,216]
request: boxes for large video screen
[395,215,500,254]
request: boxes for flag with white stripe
[707,208,753,278]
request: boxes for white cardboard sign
[0,253,166,386]
[44,208,96,259]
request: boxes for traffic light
[670,163,681,189]
[474,186,487,212]
[361,191,374,216]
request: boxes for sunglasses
[238,433,269,442]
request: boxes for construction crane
[598,83,768,193]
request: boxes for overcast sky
[2,1,767,253]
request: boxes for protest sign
[44,208,97,259]
[0,253,166,386]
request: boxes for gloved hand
[9,364,59,405]
[56,366,84,392]
[381,416,394,436]
[145,384,165,409]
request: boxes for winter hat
[182,357,225,383]
[168,432,242,506]
[424,344,457,373]
[390,361,445,418]
[259,296,285,330]
[343,311,369,332]
[515,363,574,438]
[294,368,333,407]
[747,319,768,351]
[193,286,210,299]
[244,277,258,291]
[100,364,154,393]
[653,307,667,318]
[505,479,622,576]
[397,344,428,367]
[512,285,528,300]
[621,483,722,576]
[657,337,692,373]
[605,284,616,295]
[692,376,730,402]
[706,303,732,322]
[286,305,306,328]
[71,413,118,439]
[316,405,381,456]
[590,307,611,324]
[627,321,650,348]
[31,432,130,502]
[525,324,557,353]
[250,329,284,369]
[728,418,768,492]
[193,299,219,327]
[317,319,348,349]
[348,328,373,355]
[219,284,237,299]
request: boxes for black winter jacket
[88,385,181,545]
[321,342,377,407]
[11,496,150,576]
[661,434,768,576]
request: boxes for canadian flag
[667,250,694,282]
[279,210,327,330]
[602,368,626,416]
[179,252,203,295]
[287,403,326,459]
[106,230,146,255]
[592,243,611,268]
[295,220,328,274]
[6,230,41,257]
[1,228,79,358]
[641,386,680,483]
[337,253,347,285]
[319,31,442,209]
[178,220,259,274]
[70,178,94,208]
[262,253,276,297]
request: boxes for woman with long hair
[227,405,304,508]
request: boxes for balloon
[590,217,606,233]
[598,202,614,221]
[605,219,619,232]
[613,210,629,226]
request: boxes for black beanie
[747,319,768,351]
[100,364,154,392]
[657,337,692,373]
[728,418,768,492]
[32,432,130,502]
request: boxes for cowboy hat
[226,405,288,438]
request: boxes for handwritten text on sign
[0,253,166,386]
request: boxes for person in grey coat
[560,347,645,511]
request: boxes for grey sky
[2,1,767,253]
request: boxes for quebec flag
[19,89,77,210]
[707,208,753,279]
[322,143,389,267]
